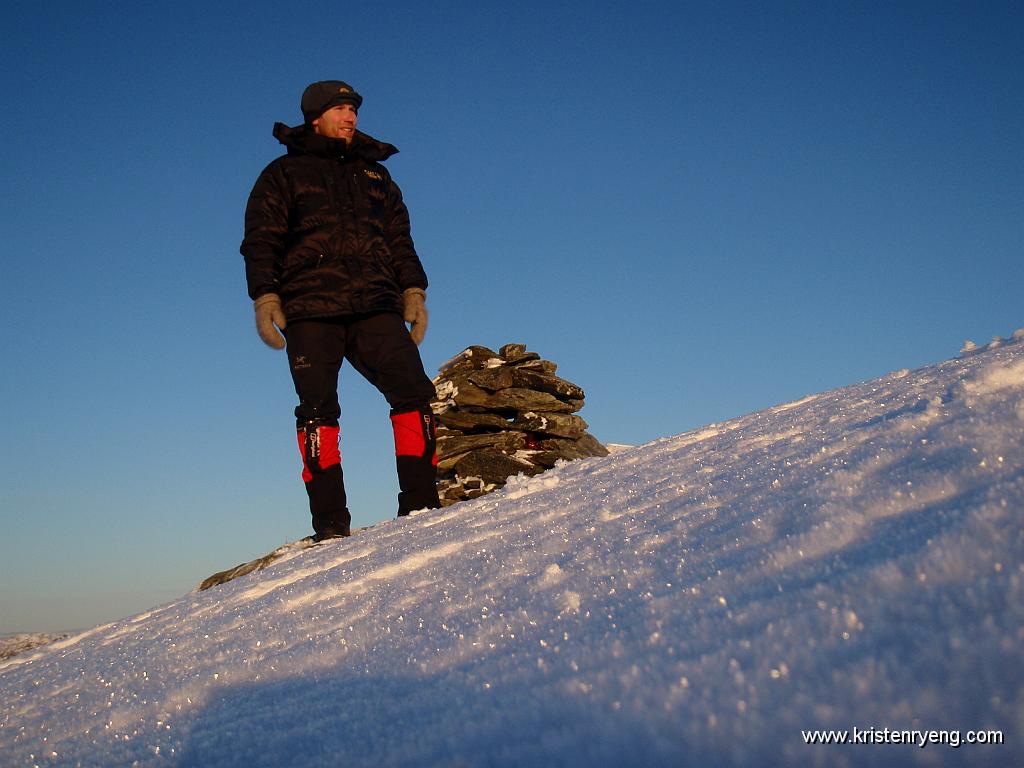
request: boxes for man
[241,80,440,541]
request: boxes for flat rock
[437,346,502,377]
[465,367,518,392]
[437,410,512,432]
[453,382,577,414]
[513,369,584,400]
[520,450,563,470]
[453,449,539,485]
[437,432,526,471]
[515,359,557,374]
[503,351,542,365]
[537,433,610,459]
[467,367,585,401]
[512,411,589,438]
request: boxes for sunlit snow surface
[2,343,1022,767]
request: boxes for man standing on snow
[241,80,440,540]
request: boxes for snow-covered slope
[2,341,1022,768]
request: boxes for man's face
[312,103,358,143]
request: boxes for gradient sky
[2,0,1022,633]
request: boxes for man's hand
[254,293,287,349]
[402,287,428,346]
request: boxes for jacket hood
[272,122,399,162]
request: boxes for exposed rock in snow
[0,634,67,662]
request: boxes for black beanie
[300,81,364,123]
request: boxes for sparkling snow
[1,340,1022,767]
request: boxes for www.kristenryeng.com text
[801,727,1004,750]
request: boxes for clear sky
[2,0,1021,633]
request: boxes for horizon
[3,331,1020,638]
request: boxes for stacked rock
[432,343,609,505]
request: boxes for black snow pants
[284,311,440,536]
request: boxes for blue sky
[2,0,1021,633]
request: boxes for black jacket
[241,123,428,320]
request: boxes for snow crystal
[536,563,566,588]
[502,470,561,500]
[558,590,582,614]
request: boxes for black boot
[390,406,441,516]
[297,420,352,537]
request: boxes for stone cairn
[432,343,608,505]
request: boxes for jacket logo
[363,169,383,181]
